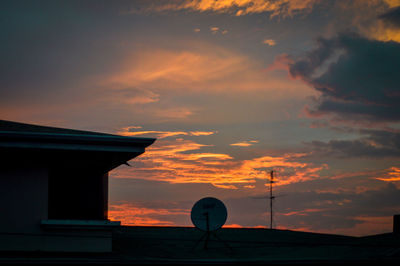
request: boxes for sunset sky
[2,0,400,236]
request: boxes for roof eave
[0,131,156,153]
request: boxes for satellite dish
[191,197,227,232]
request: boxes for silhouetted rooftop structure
[0,119,155,252]
[1,226,400,264]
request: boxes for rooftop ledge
[41,219,121,230]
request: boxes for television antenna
[251,170,284,229]
[269,170,275,229]
[191,197,232,250]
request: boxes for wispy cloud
[263,39,276,46]
[230,140,259,147]
[223,224,244,228]
[112,137,326,188]
[210,26,219,33]
[209,26,228,35]
[117,127,216,139]
[275,182,400,236]
[99,42,312,107]
[182,153,233,160]
[102,88,160,104]
[130,0,320,18]
[109,202,189,226]
[102,43,253,92]
[376,167,400,181]
[109,169,400,233]
[282,208,328,216]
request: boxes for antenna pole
[270,170,274,229]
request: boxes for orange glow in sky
[3,0,400,236]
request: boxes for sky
[1,0,400,236]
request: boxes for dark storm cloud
[289,32,400,123]
[379,6,400,28]
[306,129,400,158]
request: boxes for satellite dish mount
[191,197,232,251]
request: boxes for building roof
[0,119,156,154]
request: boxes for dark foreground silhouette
[1,226,400,264]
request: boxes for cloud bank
[289,32,400,125]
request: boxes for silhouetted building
[0,120,155,252]
[394,214,400,234]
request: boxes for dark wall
[0,165,49,233]
[1,147,132,221]
[48,167,108,220]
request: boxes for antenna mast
[269,170,275,229]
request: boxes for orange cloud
[336,0,400,43]
[117,127,216,139]
[265,53,293,72]
[263,39,276,46]
[118,130,188,138]
[376,167,400,182]
[190,131,218,136]
[223,224,243,228]
[364,21,400,43]
[108,203,189,226]
[152,107,195,121]
[241,154,327,186]
[182,153,233,160]
[282,208,327,216]
[230,142,252,147]
[230,140,258,147]
[210,26,219,33]
[136,0,320,18]
[112,138,326,189]
[100,42,312,99]
[104,44,251,91]
[212,183,238,189]
[384,0,400,7]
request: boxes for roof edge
[0,130,156,147]
[0,120,156,152]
